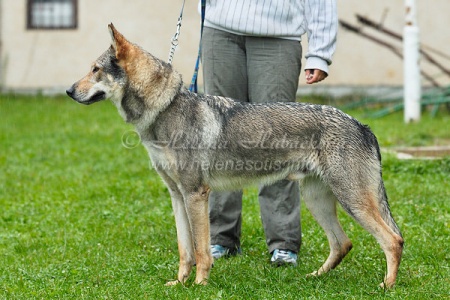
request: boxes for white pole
[403,0,421,123]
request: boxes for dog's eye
[92,66,100,73]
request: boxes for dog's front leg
[166,189,196,286]
[158,172,195,286]
[184,185,213,285]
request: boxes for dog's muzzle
[66,86,106,105]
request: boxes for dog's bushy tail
[364,124,402,238]
[378,180,402,237]
[369,128,402,238]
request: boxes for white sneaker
[210,244,241,259]
[270,249,298,266]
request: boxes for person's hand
[305,69,328,84]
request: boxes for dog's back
[150,90,380,189]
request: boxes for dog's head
[66,24,131,105]
[66,23,182,124]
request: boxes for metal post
[403,0,421,123]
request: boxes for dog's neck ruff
[132,77,183,134]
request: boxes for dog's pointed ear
[108,23,130,61]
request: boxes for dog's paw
[165,279,180,286]
[306,271,318,277]
[379,281,395,289]
[194,278,208,285]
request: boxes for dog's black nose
[66,86,74,97]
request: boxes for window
[27,0,78,30]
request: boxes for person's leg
[202,27,248,250]
[259,180,301,254]
[202,27,248,101]
[246,36,302,255]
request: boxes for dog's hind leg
[183,185,214,285]
[302,176,353,276]
[158,173,195,286]
[329,176,403,288]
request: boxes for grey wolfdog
[66,24,403,288]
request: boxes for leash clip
[168,2,185,64]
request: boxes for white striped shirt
[200,0,337,73]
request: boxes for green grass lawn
[0,94,449,299]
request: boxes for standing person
[201,0,338,265]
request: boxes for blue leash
[188,0,206,93]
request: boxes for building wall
[332,0,450,89]
[0,0,202,92]
[1,0,449,93]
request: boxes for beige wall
[0,0,202,91]
[1,0,449,92]
[332,0,450,88]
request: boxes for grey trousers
[201,27,302,254]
